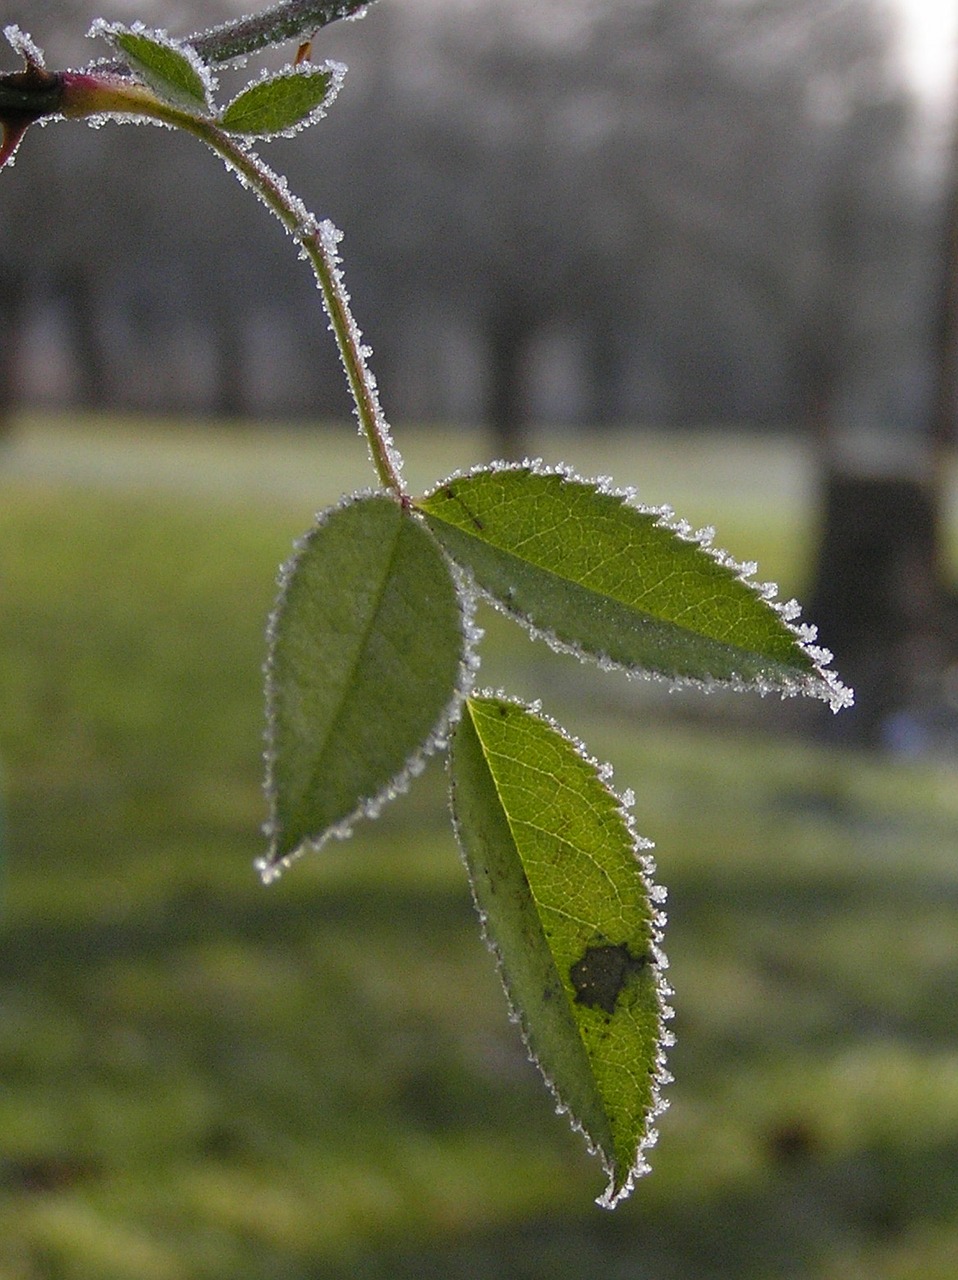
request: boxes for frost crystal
[88,20,219,110]
[311,218,405,488]
[259,492,476,884]
[223,60,346,140]
[4,25,44,67]
[451,690,673,1208]
[424,460,853,713]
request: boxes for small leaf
[417,465,851,708]
[450,695,672,1206]
[221,64,340,138]
[261,493,468,879]
[92,21,213,113]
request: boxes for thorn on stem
[0,116,28,168]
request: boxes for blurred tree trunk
[486,298,534,461]
[807,100,958,748]
[807,474,946,745]
[0,264,24,435]
[211,295,245,420]
[60,266,109,409]
[586,320,624,429]
[930,88,958,463]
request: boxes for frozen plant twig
[190,0,374,65]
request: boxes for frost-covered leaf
[261,493,468,879]
[220,64,341,138]
[450,694,671,1207]
[92,21,213,113]
[417,465,851,708]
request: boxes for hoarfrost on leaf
[90,20,216,114]
[417,463,852,709]
[220,60,345,138]
[450,693,672,1206]
[261,492,471,878]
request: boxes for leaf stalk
[59,71,404,496]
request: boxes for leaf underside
[450,694,670,1206]
[417,465,846,703]
[263,493,466,875]
[221,67,334,136]
[106,26,211,112]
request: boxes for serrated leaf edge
[258,489,481,884]
[88,19,216,111]
[421,460,853,713]
[450,690,674,1207]
[220,59,347,140]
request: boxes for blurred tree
[807,73,958,748]
[310,0,916,454]
[0,0,932,456]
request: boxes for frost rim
[449,689,674,1208]
[89,19,218,112]
[220,59,347,140]
[258,488,478,883]
[420,459,853,713]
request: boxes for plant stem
[190,0,375,66]
[62,74,404,496]
[217,134,406,495]
[84,2,377,75]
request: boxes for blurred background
[1,0,957,1276]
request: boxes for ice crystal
[222,59,346,140]
[311,218,405,488]
[259,491,477,885]
[450,689,673,1208]
[3,24,44,67]
[424,460,853,713]
[88,19,218,111]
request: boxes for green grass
[1,415,957,1279]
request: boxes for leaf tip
[254,852,285,886]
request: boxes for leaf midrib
[299,503,407,823]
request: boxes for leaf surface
[418,466,850,707]
[221,65,338,137]
[450,695,671,1206]
[262,494,466,877]
[97,23,212,112]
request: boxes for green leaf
[417,465,851,708]
[221,66,339,138]
[94,22,213,113]
[450,695,672,1207]
[261,494,468,879]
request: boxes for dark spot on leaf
[569,943,648,1015]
